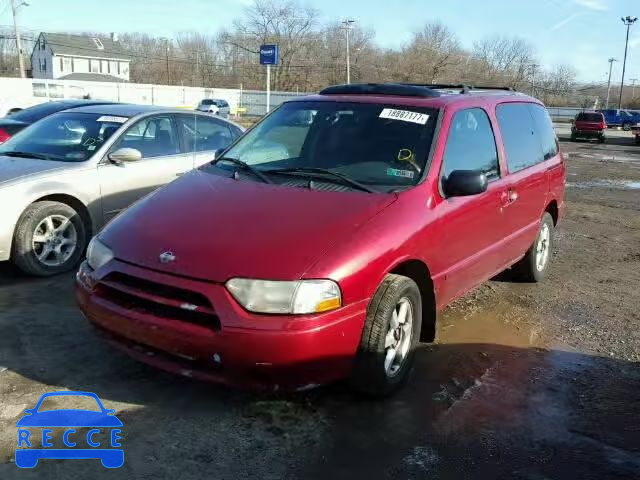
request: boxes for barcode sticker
[379,109,429,125]
[97,115,128,123]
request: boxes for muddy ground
[0,133,639,479]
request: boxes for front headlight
[225,279,342,315]
[86,236,114,270]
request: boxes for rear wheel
[12,201,87,276]
[623,123,632,131]
[513,213,554,283]
[599,134,606,144]
[351,274,422,396]
[570,132,577,141]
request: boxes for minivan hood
[0,155,71,186]
[100,170,396,282]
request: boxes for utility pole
[619,16,637,110]
[342,19,355,84]
[529,63,539,97]
[606,58,617,108]
[630,78,638,100]
[11,0,29,79]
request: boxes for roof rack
[401,83,516,93]
[319,83,441,98]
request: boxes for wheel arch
[29,193,94,238]
[545,199,559,226]
[389,259,437,342]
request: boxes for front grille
[97,272,220,330]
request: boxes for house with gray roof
[31,33,131,82]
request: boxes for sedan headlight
[86,236,114,270]
[225,279,342,314]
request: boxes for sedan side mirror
[213,148,225,159]
[108,147,142,165]
[443,170,488,197]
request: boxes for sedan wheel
[13,201,87,276]
[384,297,414,377]
[32,214,78,267]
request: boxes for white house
[31,33,131,82]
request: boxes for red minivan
[76,83,565,395]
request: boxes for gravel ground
[0,133,639,479]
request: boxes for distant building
[31,33,130,82]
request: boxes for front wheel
[351,274,422,396]
[623,123,632,131]
[513,213,554,283]
[599,135,606,144]
[12,201,87,276]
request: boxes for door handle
[501,188,518,207]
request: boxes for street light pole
[606,58,617,108]
[11,0,28,79]
[530,63,539,97]
[342,19,355,84]
[618,16,637,110]
[630,78,638,99]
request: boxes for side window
[528,104,558,161]
[442,108,499,181]
[112,115,179,158]
[177,115,233,153]
[496,103,544,173]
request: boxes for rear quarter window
[496,103,545,173]
[528,104,558,161]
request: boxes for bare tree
[472,35,536,88]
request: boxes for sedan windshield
[216,101,438,191]
[0,112,128,162]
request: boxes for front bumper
[75,261,367,390]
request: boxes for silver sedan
[0,104,244,276]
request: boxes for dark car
[77,83,565,396]
[0,100,118,144]
[571,112,606,143]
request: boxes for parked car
[631,123,640,144]
[596,108,640,130]
[0,99,118,144]
[196,99,231,118]
[571,111,606,143]
[76,83,565,395]
[0,104,244,276]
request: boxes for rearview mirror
[108,148,142,165]
[444,170,488,197]
[213,148,225,159]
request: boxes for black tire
[599,135,606,144]
[351,274,422,396]
[623,123,631,131]
[513,212,554,283]
[570,132,577,141]
[12,201,87,277]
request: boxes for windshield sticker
[97,115,128,124]
[387,168,415,179]
[379,108,429,125]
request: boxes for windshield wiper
[263,167,375,193]
[2,151,54,160]
[212,156,273,184]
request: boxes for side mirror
[108,147,142,165]
[23,409,34,415]
[213,148,225,159]
[444,170,488,197]
[105,409,115,415]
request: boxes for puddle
[439,301,545,348]
[566,179,640,190]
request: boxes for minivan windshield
[0,112,127,162]
[216,101,438,191]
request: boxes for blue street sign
[259,44,279,65]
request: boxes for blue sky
[2,0,639,83]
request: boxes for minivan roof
[294,83,539,109]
